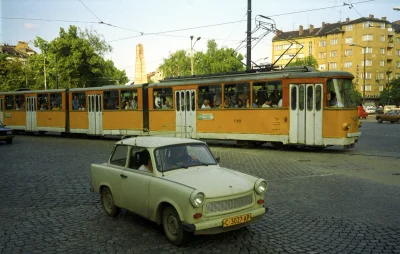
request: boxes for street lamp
[190,36,201,75]
[350,43,366,105]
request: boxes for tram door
[289,84,323,146]
[175,90,196,138]
[88,94,103,135]
[0,98,3,123]
[26,97,37,131]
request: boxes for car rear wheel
[101,186,120,217]
[6,139,12,144]
[377,117,383,123]
[162,206,189,246]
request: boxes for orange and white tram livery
[0,66,361,148]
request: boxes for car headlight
[190,191,205,208]
[7,131,12,135]
[254,179,268,194]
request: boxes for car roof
[117,136,205,148]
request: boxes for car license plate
[222,214,251,227]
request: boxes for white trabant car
[90,136,268,245]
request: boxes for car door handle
[120,174,127,179]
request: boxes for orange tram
[0,66,361,148]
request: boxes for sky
[1,0,399,83]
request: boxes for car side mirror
[215,157,220,163]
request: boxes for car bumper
[182,207,267,235]
[0,135,14,140]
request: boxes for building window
[379,85,384,92]
[329,62,337,69]
[345,37,353,44]
[396,50,400,56]
[380,60,385,67]
[344,62,352,68]
[397,38,400,44]
[362,73,372,79]
[345,49,352,56]
[330,38,338,45]
[397,62,400,68]
[376,73,384,80]
[362,34,373,41]
[308,42,312,56]
[319,64,326,70]
[362,47,372,54]
[380,35,385,42]
[381,48,385,54]
[365,85,372,91]
[345,24,353,31]
[319,40,326,47]
[380,23,386,29]
[275,45,283,51]
[363,21,373,28]
[330,50,337,57]
[318,52,326,58]
[361,60,372,66]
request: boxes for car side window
[110,145,128,167]
[128,146,147,170]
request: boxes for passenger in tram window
[245,98,250,108]
[213,93,222,108]
[52,103,60,111]
[105,102,112,110]
[223,96,231,108]
[72,96,80,110]
[79,104,86,110]
[235,99,244,108]
[262,100,272,108]
[252,99,259,108]
[124,101,132,110]
[201,99,211,109]
[270,90,280,106]
[155,92,162,109]
[132,96,138,109]
[278,98,283,107]
[162,100,172,109]
[40,104,46,110]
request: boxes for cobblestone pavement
[0,121,399,253]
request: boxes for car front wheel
[162,206,189,246]
[101,186,120,217]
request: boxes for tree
[0,53,26,91]
[287,55,319,69]
[159,40,245,77]
[379,77,400,106]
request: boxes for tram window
[299,86,305,111]
[224,83,250,108]
[50,93,62,110]
[153,88,173,110]
[180,91,185,111]
[191,91,196,111]
[316,86,322,111]
[104,90,119,110]
[72,93,86,111]
[291,87,297,110]
[198,84,222,109]
[176,92,180,111]
[186,91,190,111]
[15,95,25,110]
[121,89,138,110]
[253,81,282,108]
[38,93,49,110]
[307,86,313,111]
[5,95,14,110]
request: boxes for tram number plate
[222,214,251,227]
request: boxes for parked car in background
[0,121,14,144]
[90,136,268,245]
[365,107,376,114]
[376,110,400,123]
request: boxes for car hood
[163,166,258,198]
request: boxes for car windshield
[154,144,217,172]
[327,78,357,108]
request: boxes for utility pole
[246,0,252,70]
[190,36,201,75]
[43,51,47,90]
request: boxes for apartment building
[272,15,400,105]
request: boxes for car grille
[206,194,253,214]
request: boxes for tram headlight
[254,179,268,194]
[190,191,205,208]
[342,122,351,130]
